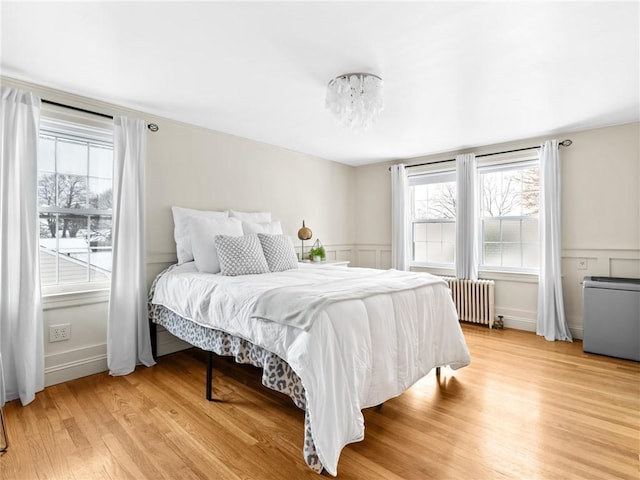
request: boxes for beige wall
[2,76,356,385]
[353,122,640,338]
[4,74,638,385]
[145,117,356,281]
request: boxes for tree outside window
[38,130,113,286]
[409,160,539,272]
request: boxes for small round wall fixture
[147,123,159,132]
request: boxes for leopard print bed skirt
[148,302,323,473]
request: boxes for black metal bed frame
[150,319,441,405]
[150,319,220,402]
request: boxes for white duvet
[151,263,471,476]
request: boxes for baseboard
[156,328,192,356]
[43,331,191,387]
[500,314,583,339]
[502,316,537,333]
[45,344,108,387]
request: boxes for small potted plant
[308,240,326,262]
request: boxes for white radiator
[441,277,495,327]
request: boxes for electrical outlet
[49,324,71,342]
[577,258,588,270]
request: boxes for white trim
[477,157,538,173]
[156,328,192,356]
[44,343,108,386]
[411,264,539,284]
[40,115,113,144]
[43,287,110,310]
[500,313,583,340]
[479,270,538,284]
[408,170,456,186]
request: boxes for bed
[148,260,471,476]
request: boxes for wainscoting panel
[366,244,639,340]
[561,248,640,339]
[354,245,392,269]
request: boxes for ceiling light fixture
[325,73,383,129]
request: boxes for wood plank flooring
[2,325,638,479]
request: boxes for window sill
[478,269,539,284]
[410,265,539,284]
[42,286,110,310]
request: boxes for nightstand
[303,260,350,267]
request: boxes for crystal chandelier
[325,73,383,129]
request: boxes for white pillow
[190,216,243,273]
[258,234,299,272]
[172,206,228,264]
[241,220,283,235]
[229,210,272,223]
[215,234,270,276]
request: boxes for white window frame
[477,158,540,275]
[406,153,540,276]
[38,113,114,297]
[409,170,457,268]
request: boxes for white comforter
[151,263,471,476]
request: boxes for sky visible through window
[38,132,113,286]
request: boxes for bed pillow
[229,210,272,223]
[215,234,270,276]
[258,234,299,272]
[190,216,243,273]
[172,206,228,264]
[241,219,283,235]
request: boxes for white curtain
[455,153,479,280]
[537,140,572,341]
[107,116,155,375]
[391,163,410,271]
[0,87,44,406]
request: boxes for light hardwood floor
[2,325,639,479]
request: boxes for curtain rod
[42,99,159,132]
[389,139,572,171]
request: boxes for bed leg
[436,366,441,377]
[206,351,214,401]
[150,320,157,360]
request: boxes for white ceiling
[1,1,638,166]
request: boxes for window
[408,157,540,273]
[409,171,456,266]
[479,160,539,271]
[37,117,113,289]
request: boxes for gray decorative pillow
[214,234,270,276]
[258,234,299,272]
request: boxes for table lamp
[297,220,312,261]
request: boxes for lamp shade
[298,220,312,241]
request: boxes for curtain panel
[537,140,572,341]
[107,116,155,375]
[455,153,479,280]
[0,87,44,406]
[391,164,410,271]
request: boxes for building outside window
[37,116,113,289]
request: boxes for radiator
[441,277,495,327]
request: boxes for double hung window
[409,171,456,266]
[408,156,540,273]
[479,160,539,271]
[37,116,113,290]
